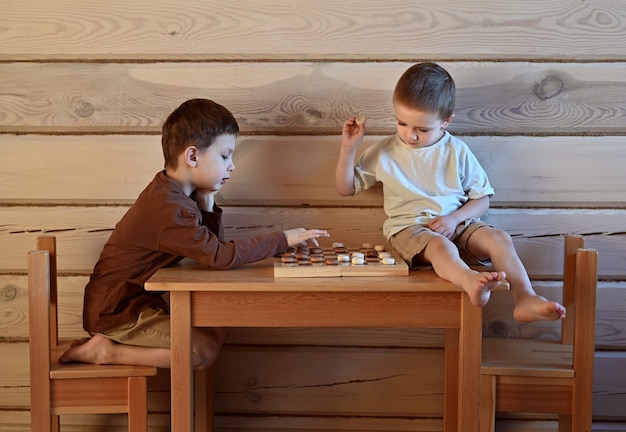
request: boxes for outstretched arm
[336,116,365,196]
[283,228,330,247]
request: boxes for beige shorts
[94,307,171,349]
[390,221,492,269]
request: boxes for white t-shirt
[353,131,494,239]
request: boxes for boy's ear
[184,146,198,167]
[442,113,455,129]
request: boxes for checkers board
[273,243,409,278]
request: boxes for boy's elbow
[336,184,355,197]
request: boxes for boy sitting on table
[335,63,564,322]
[60,98,329,369]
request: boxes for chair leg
[558,414,572,432]
[480,374,496,432]
[127,376,149,432]
[30,400,54,432]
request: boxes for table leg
[444,327,460,432]
[457,292,482,432]
[194,366,213,432]
[171,291,194,431]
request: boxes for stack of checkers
[273,242,409,278]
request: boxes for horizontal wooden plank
[0,343,446,416]
[1,136,163,202]
[213,346,444,417]
[2,0,625,61]
[2,273,625,348]
[2,135,626,206]
[0,411,170,432]
[0,62,625,134]
[1,344,624,420]
[494,421,626,432]
[0,274,445,346]
[2,410,625,432]
[1,206,626,277]
[593,352,626,420]
[0,410,442,432]
[225,136,626,207]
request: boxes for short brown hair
[161,99,239,169]
[392,63,455,120]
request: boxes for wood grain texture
[1,343,624,420]
[1,411,625,432]
[2,0,625,60]
[0,63,624,134]
[1,0,626,427]
[0,412,623,432]
[213,346,444,417]
[2,135,626,206]
[2,207,626,278]
[2,275,625,349]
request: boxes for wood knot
[1,285,18,302]
[74,101,95,118]
[302,109,322,125]
[483,320,520,338]
[245,391,261,403]
[534,76,564,100]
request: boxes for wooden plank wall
[1,0,625,430]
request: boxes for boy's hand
[195,189,217,212]
[341,116,366,151]
[429,215,459,240]
[336,115,365,197]
[284,228,330,247]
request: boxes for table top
[146,258,509,293]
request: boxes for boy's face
[394,103,453,149]
[190,134,236,192]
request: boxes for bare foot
[58,334,116,364]
[462,271,506,307]
[513,295,566,322]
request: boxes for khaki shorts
[390,221,492,269]
[94,307,171,349]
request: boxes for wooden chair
[28,236,158,431]
[481,234,598,432]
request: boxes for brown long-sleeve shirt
[83,171,288,333]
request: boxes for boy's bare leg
[422,236,505,308]
[58,327,226,369]
[465,227,566,322]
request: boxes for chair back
[28,236,58,424]
[561,234,598,370]
[572,245,598,415]
[560,234,584,344]
[560,234,598,355]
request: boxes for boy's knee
[424,235,458,260]
[491,228,514,245]
[428,234,454,250]
[479,228,515,255]
[193,350,218,370]
[192,342,222,369]
[191,328,226,369]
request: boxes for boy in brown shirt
[60,99,329,369]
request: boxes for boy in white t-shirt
[335,63,564,322]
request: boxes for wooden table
[146,258,496,432]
